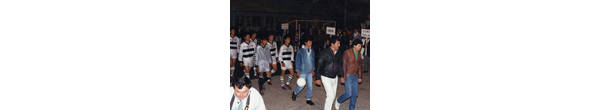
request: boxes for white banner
[326,27,335,35]
[361,29,370,38]
[281,23,289,30]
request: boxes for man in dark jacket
[315,37,344,110]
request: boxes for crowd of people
[230,26,370,110]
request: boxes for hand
[315,80,321,86]
[297,73,300,78]
[282,62,286,67]
[312,71,315,76]
[240,63,243,67]
[358,78,362,83]
[341,78,345,83]
[256,67,260,72]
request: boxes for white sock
[287,75,293,85]
[280,77,285,86]
[245,73,250,78]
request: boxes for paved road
[247,71,370,110]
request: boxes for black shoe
[306,100,315,105]
[267,80,272,85]
[291,92,297,101]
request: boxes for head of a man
[303,36,313,48]
[231,28,235,37]
[284,36,291,45]
[261,36,268,46]
[351,40,362,51]
[268,34,274,42]
[233,74,252,100]
[251,31,257,39]
[329,37,340,50]
[244,34,251,43]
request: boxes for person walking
[278,35,295,90]
[315,37,344,110]
[254,36,272,95]
[230,28,241,76]
[335,40,363,110]
[291,36,316,105]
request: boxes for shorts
[258,61,271,73]
[230,50,237,59]
[271,57,277,64]
[280,61,293,70]
[242,58,253,67]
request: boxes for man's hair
[352,39,363,46]
[284,35,291,41]
[301,35,313,45]
[260,35,268,41]
[329,37,339,45]
[233,73,252,89]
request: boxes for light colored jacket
[295,45,315,74]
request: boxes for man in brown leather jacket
[335,40,363,110]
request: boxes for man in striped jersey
[230,28,241,76]
[266,32,278,85]
[238,33,255,78]
[278,35,295,90]
[250,31,259,77]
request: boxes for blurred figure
[266,32,278,85]
[230,28,241,76]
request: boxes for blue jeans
[293,72,313,100]
[337,74,358,110]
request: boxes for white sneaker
[335,99,340,110]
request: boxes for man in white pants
[315,37,344,110]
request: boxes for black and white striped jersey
[238,41,255,61]
[267,41,278,59]
[230,36,240,55]
[250,38,258,48]
[279,44,294,63]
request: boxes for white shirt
[230,87,266,110]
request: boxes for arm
[342,51,348,79]
[295,50,302,72]
[254,44,258,67]
[278,46,283,63]
[274,43,278,59]
[267,46,272,64]
[358,57,363,79]
[314,52,324,81]
[310,50,315,71]
[291,47,295,62]
[253,47,258,67]
[238,44,243,61]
